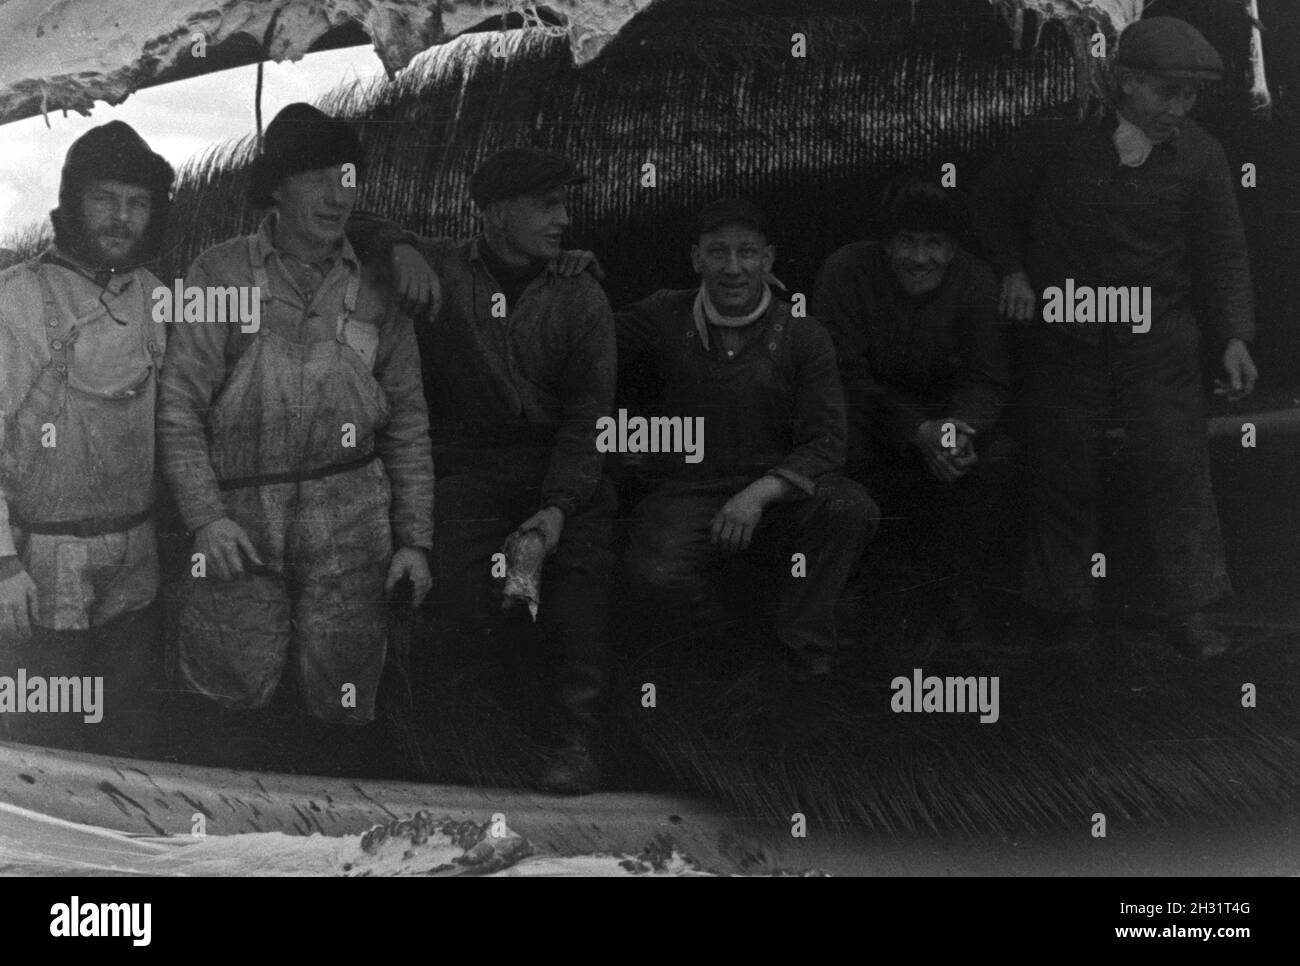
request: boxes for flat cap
[692,198,771,242]
[469,148,587,208]
[1115,16,1223,80]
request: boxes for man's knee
[808,476,881,541]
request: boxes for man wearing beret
[618,199,878,680]
[353,147,618,793]
[0,122,173,756]
[974,17,1258,660]
[157,104,434,765]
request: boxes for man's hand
[388,243,443,318]
[914,419,976,483]
[194,518,263,581]
[710,476,792,553]
[384,546,432,607]
[1217,338,1259,402]
[999,271,1037,322]
[553,249,605,281]
[0,569,37,642]
[518,506,565,555]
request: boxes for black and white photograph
[0,0,1295,921]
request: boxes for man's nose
[724,251,745,273]
[554,205,570,229]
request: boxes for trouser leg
[1021,336,1110,614]
[4,627,91,751]
[761,474,878,660]
[291,464,393,726]
[83,603,163,759]
[1116,340,1232,616]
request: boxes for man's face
[1120,73,1201,143]
[885,229,956,297]
[491,187,571,262]
[79,180,153,267]
[271,165,357,249]
[691,224,774,315]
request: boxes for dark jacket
[812,241,1009,461]
[615,288,846,494]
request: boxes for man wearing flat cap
[157,103,434,766]
[353,146,617,793]
[974,16,1258,661]
[0,122,173,756]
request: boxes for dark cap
[1115,17,1223,80]
[469,148,587,209]
[879,177,965,240]
[248,103,365,209]
[691,198,771,243]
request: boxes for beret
[469,148,587,208]
[248,103,365,209]
[1115,16,1223,80]
[692,198,771,242]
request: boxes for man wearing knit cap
[813,178,1014,650]
[351,145,617,794]
[974,16,1258,661]
[157,104,434,767]
[619,199,878,681]
[0,121,174,756]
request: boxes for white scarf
[1113,113,1155,168]
[692,282,772,350]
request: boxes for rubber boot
[534,663,602,796]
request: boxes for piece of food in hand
[502,527,547,620]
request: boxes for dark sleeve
[612,293,666,409]
[345,210,422,263]
[767,318,847,494]
[971,113,1068,281]
[1189,137,1256,346]
[949,261,1011,434]
[812,250,928,457]
[541,283,617,516]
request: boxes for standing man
[813,179,1014,648]
[352,147,617,794]
[0,122,174,756]
[973,17,1258,659]
[157,104,434,766]
[619,199,878,681]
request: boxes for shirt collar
[42,244,136,295]
[469,235,559,282]
[1111,109,1182,166]
[254,211,359,271]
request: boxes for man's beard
[74,228,146,270]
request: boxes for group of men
[0,16,1258,794]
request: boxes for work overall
[1,263,162,754]
[175,240,394,724]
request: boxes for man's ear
[762,244,776,273]
[689,242,704,275]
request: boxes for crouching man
[0,122,174,756]
[618,200,878,681]
[157,105,433,768]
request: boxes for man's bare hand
[1218,338,1259,401]
[518,506,565,555]
[914,420,966,483]
[999,271,1037,322]
[194,518,263,581]
[389,243,443,318]
[710,487,769,553]
[385,546,432,607]
[0,569,37,642]
[553,249,605,281]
